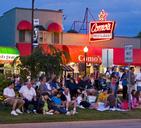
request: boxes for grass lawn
[0,102,141,124]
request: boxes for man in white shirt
[3,80,25,116]
[19,81,37,113]
[136,68,141,91]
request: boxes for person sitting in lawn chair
[3,80,25,116]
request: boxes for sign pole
[128,63,131,110]
[107,49,109,68]
[124,44,133,110]
[31,0,35,53]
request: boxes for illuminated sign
[78,55,102,63]
[89,10,115,42]
[0,54,18,61]
[124,45,133,63]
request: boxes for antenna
[70,8,95,34]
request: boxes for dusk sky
[0,0,141,37]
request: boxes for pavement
[0,119,141,128]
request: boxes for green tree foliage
[19,45,69,79]
[136,32,141,38]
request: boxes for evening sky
[0,0,141,37]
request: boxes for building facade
[0,7,141,71]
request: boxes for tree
[19,45,70,79]
[136,32,141,38]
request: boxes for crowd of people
[3,66,141,116]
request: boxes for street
[0,119,141,128]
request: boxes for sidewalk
[0,119,141,128]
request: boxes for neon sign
[98,9,108,21]
[78,55,102,63]
[0,54,18,61]
[89,10,115,42]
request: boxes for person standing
[111,66,120,97]
[93,66,100,90]
[135,68,141,92]
[121,68,128,100]
[128,67,136,91]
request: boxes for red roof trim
[17,20,32,31]
[47,22,62,32]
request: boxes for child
[37,92,53,115]
[51,92,68,114]
[106,89,116,110]
[131,90,138,109]
[120,99,129,110]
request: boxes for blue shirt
[51,96,62,105]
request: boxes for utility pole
[31,0,35,53]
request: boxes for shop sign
[124,45,133,63]
[102,49,113,67]
[34,19,39,26]
[33,19,40,48]
[89,10,115,42]
[0,54,18,61]
[78,55,102,63]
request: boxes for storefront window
[19,30,25,42]
[53,32,59,44]
[39,31,43,43]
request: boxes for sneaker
[46,112,54,115]
[72,110,78,115]
[16,109,23,114]
[33,109,37,114]
[26,110,31,114]
[65,111,71,116]
[78,105,85,109]
[11,110,18,116]
[109,107,116,111]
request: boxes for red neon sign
[89,21,115,42]
[89,10,116,42]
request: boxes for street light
[83,46,88,76]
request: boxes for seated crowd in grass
[2,66,141,116]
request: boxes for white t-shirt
[3,87,15,98]
[19,85,36,101]
[136,72,141,86]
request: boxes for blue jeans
[137,86,141,92]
